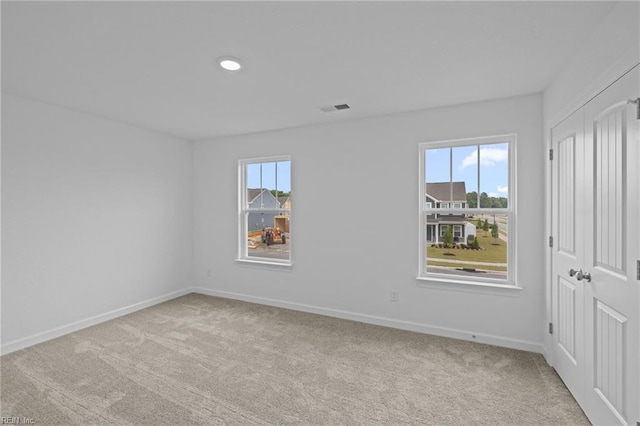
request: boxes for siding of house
[247,189,280,231]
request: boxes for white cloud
[497,185,508,193]
[460,147,508,169]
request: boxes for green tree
[469,192,507,209]
[482,219,490,232]
[491,221,499,243]
[471,236,480,250]
[480,192,490,208]
[466,191,478,208]
[269,190,291,197]
[443,225,454,253]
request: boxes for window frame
[418,134,516,286]
[238,155,292,266]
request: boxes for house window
[239,156,291,265]
[426,202,432,208]
[419,135,515,285]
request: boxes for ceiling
[2,1,616,141]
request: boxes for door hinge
[549,236,553,248]
[549,149,553,160]
[549,323,553,335]
[637,260,640,281]
[627,98,640,120]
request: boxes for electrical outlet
[391,290,399,302]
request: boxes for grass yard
[427,231,507,265]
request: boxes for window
[239,156,291,264]
[419,135,515,284]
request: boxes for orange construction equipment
[261,227,286,245]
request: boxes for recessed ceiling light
[218,57,242,72]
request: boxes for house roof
[247,188,265,203]
[278,196,290,206]
[426,182,466,202]
[426,215,469,223]
[247,189,291,206]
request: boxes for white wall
[542,1,640,363]
[1,94,193,350]
[194,93,545,352]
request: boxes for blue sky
[425,143,508,197]
[247,160,291,193]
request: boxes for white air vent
[320,103,350,112]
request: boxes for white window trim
[238,155,292,267]
[418,134,517,287]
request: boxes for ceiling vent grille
[320,103,350,112]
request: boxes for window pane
[276,160,291,197]
[246,213,291,261]
[246,163,261,208]
[479,143,509,208]
[425,148,452,204]
[452,145,478,208]
[426,214,507,280]
[261,162,276,193]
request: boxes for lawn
[427,230,507,267]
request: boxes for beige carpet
[1,293,588,425]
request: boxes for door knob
[568,268,579,277]
[576,270,591,282]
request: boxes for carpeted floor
[1,293,589,425]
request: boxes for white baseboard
[1,288,192,356]
[1,286,545,357]
[191,287,545,355]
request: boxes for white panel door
[552,65,639,425]
[551,107,585,405]
[582,66,639,426]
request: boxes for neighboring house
[276,196,291,232]
[277,196,291,213]
[425,182,476,244]
[247,188,280,231]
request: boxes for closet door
[581,66,639,426]
[551,107,585,406]
[552,64,639,425]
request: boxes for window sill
[235,258,293,271]
[416,276,522,297]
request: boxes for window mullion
[476,145,480,208]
